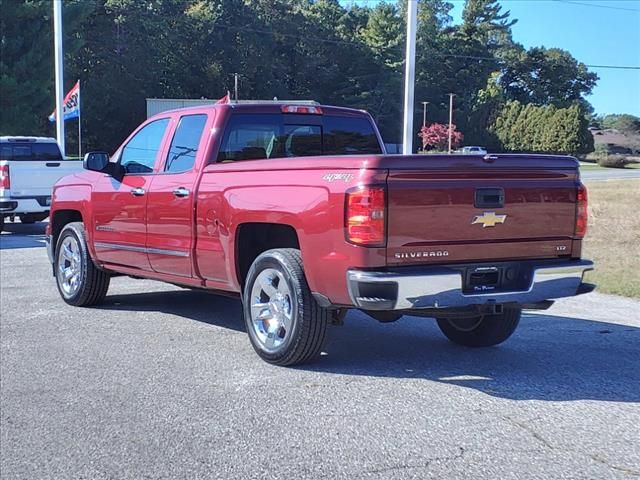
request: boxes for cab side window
[165,114,207,173]
[120,118,169,174]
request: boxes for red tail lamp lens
[0,165,9,190]
[345,186,386,246]
[575,183,588,238]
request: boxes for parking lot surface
[1,223,639,479]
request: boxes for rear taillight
[0,164,9,190]
[575,183,588,238]
[345,185,386,247]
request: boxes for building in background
[146,98,217,118]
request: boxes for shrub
[418,123,463,151]
[491,101,594,154]
[597,155,630,169]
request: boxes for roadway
[1,223,639,479]
[580,167,640,181]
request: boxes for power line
[552,0,640,13]
[349,0,640,12]
[80,5,640,72]
[211,23,640,70]
[581,64,640,70]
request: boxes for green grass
[579,163,605,170]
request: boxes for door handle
[173,187,190,198]
[130,187,146,197]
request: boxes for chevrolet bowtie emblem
[472,211,507,227]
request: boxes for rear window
[0,142,63,161]
[217,113,381,162]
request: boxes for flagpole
[78,80,81,159]
[402,0,417,155]
[53,0,65,157]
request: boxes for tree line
[0,0,599,154]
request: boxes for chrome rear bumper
[347,259,594,311]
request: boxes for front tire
[243,248,328,366]
[54,222,110,306]
[436,307,521,347]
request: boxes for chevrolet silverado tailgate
[384,154,580,265]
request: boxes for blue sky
[347,0,640,116]
[449,0,640,116]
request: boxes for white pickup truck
[0,137,83,231]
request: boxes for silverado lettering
[395,251,449,259]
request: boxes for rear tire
[54,222,110,306]
[243,248,328,366]
[436,307,521,347]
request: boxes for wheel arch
[51,209,84,250]
[235,222,300,289]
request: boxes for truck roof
[153,101,369,118]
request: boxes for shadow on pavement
[0,222,47,250]
[98,289,245,333]
[305,311,640,403]
[96,286,639,402]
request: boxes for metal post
[448,93,455,154]
[234,73,239,101]
[53,0,65,157]
[402,0,418,155]
[422,101,429,128]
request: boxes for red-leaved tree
[418,123,463,151]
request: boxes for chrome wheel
[249,268,294,353]
[57,235,82,297]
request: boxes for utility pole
[447,93,455,154]
[53,0,65,157]
[233,73,239,101]
[421,101,429,128]
[402,0,418,155]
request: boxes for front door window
[120,118,169,174]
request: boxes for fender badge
[472,212,507,228]
[322,173,353,183]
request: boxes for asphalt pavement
[1,222,639,479]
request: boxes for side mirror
[83,151,109,172]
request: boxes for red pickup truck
[46,100,594,365]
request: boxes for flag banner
[216,92,230,104]
[48,81,80,122]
